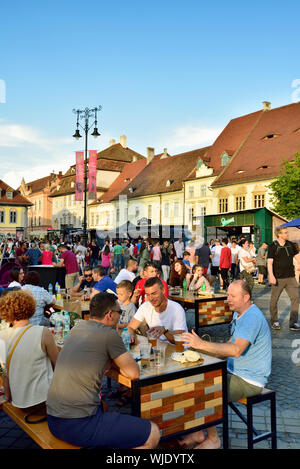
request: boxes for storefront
[202,208,287,247]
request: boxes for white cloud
[162,124,221,153]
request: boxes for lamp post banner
[75,151,84,201]
[88,150,97,200]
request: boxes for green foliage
[269,153,300,220]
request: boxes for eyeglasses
[84,274,93,278]
[111,309,122,315]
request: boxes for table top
[55,298,90,312]
[108,340,225,387]
[169,290,227,304]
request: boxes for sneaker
[271,322,281,330]
[289,323,300,331]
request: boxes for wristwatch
[163,327,168,335]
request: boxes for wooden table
[108,343,229,448]
[169,291,232,331]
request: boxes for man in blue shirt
[180,279,272,450]
[25,242,42,265]
[90,266,117,299]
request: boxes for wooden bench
[229,388,277,449]
[1,402,81,449]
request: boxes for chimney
[109,139,116,146]
[146,147,155,164]
[120,135,127,148]
[160,148,168,159]
[262,101,271,111]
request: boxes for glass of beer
[140,343,152,369]
[146,330,157,348]
[173,334,184,353]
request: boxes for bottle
[63,311,70,338]
[121,328,131,352]
[48,283,53,295]
[54,312,63,342]
[56,282,61,300]
[202,281,206,292]
[182,278,187,292]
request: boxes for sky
[1,0,300,188]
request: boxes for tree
[269,152,300,220]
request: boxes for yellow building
[0,180,32,238]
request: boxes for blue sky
[1,0,300,188]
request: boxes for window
[39,216,41,226]
[254,194,265,208]
[188,186,194,198]
[200,185,206,197]
[39,200,41,210]
[164,203,169,217]
[96,214,99,226]
[116,208,120,222]
[6,190,13,199]
[235,196,245,211]
[221,152,230,167]
[188,207,194,223]
[174,202,179,217]
[9,210,17,224]
[91,215,94,226]
[200,205,206,216]
[0,211,4,223]
[135,207,140,218]
[218,198,228,213]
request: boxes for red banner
[75,151,84,201]
[88,150,97,200]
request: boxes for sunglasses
[84,274,93,277]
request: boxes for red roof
[0,180,32,206]
[211,102,300,186]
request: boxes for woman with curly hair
[0,289,58,410]
[169,260,189,288]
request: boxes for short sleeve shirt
[133,299,188,343]
[94,276,117,293]
[61,250,79,274]
[46,320,126,418]
[267,241,297,278]
[227,304,272,387]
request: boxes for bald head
[227,280,252,315]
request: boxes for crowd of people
[0,227,299,449]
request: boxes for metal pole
[83,117,88,247]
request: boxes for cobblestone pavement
[0,283,299,450]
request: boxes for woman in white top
[0,289,58,410]
[8,266,25,288]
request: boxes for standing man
[210,239,223,287]
[46,292,160,449]
[267,227,300,331]
[174,237,185,260]
[179,280,272,449]
[53,244,79,290]
[194,242,211,275]
[256,242,268,285]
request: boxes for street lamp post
[72,106,102,247]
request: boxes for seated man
[114,259,139,284]
[133,263,169,305]
[46,292,160,449]
[179,279,272,449]
[68,266,95,297]
[90,266,117,299]
[128,277,187,345]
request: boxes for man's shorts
[227,373,262,403]
[47,405,151,449]
[258,265,267,277]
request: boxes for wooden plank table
[169,291,232,331]
[54,298,90,319]
[108,342,229,448]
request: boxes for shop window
[235,196,245,211]
[254,194,265,208]
[218,198,228,213]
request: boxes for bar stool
[229,388,277,449]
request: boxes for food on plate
[171,350,203,363]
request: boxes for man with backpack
[267,226,300,331]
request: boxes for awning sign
[221,217,235,227]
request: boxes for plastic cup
[140,343,152,369]
[173,334,184,353]
[153,342,167,366]
[146,330,157,348]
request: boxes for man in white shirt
[114,259,139,284]
[210,239,223,287]
[128,277,188,344]
[174,237,185,260]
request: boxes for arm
[53,258,64,268]
[181,329,250,358]
[41,327,59,370]
[113,351,140,380]
[267,258,276,285]
[127,317,142,343]
[69,276,84,295]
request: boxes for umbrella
[280,218,300,229]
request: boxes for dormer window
[6,190,13,199]
[71,181,75,188]
[129,187,135,193]
[166,179,174,187]
[221,152,231,167]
